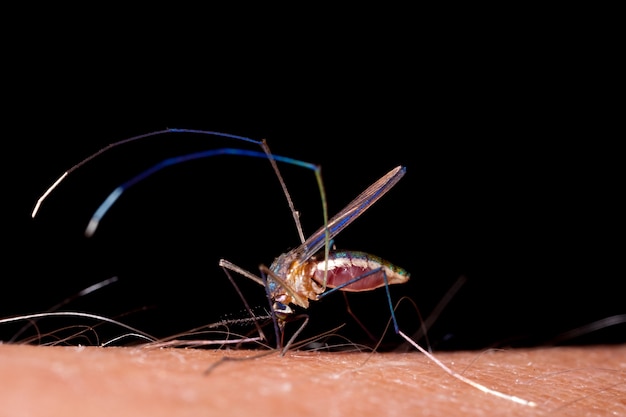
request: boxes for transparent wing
[297,165,406,262]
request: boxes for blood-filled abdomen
[312,251,409,292]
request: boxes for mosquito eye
[272,301,293,316]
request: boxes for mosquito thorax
[267,250,323,312]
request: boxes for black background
[3,14,623,351]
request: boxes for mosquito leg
[218,259,269,344]
[318,266,537,406]
[318,266,401,334]
[373,270,536,405]
[280,314,309,355]
[341,292,378,343]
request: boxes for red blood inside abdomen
[314,265,387,292]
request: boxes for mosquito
[32,128,536,407]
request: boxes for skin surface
[1,343,624,417]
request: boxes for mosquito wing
[298,165,406,262]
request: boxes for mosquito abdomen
[312,251,410,292]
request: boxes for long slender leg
[31,129,329,258]
[280,314,309,355]
[317,266,401,335]
[318,267,537,407]
[218,260,268,345]
[341,292,378,342]
[31,129,264,218]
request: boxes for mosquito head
[271,300,293,329]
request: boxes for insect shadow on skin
[31,128,537,407]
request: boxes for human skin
[1,343,624,417]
